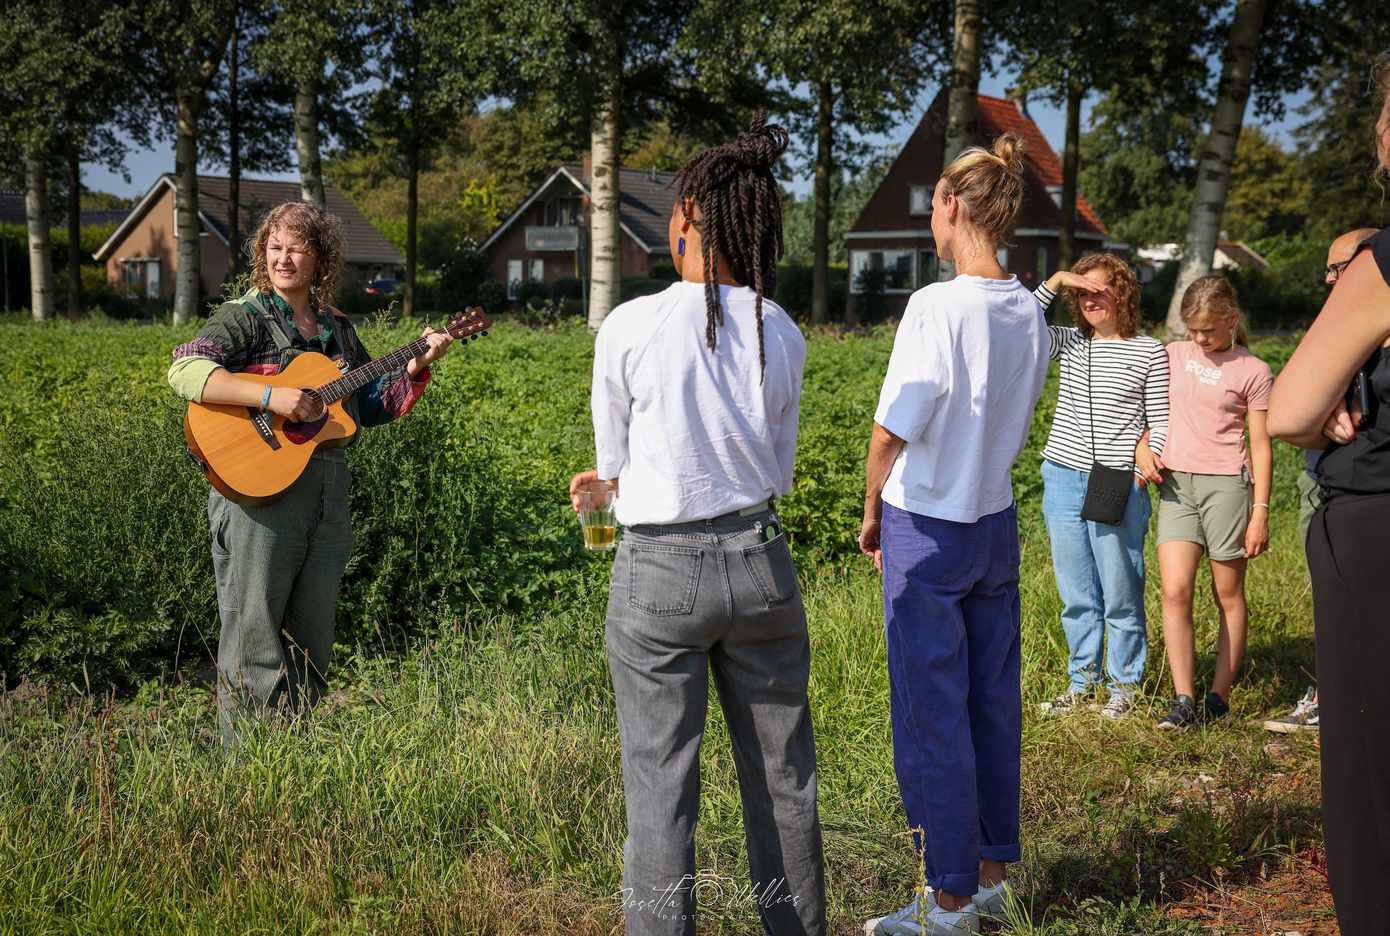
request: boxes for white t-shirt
[592,281,806,526]
[874,274,1050,523]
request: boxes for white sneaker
[865,894,980,935]
[973,879,1011,917]
[864,895,922,935]
[1261,686,1319,733]
[1101,690,1134,719]
[1039,689,1087,715]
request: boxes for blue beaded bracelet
[259,384,273,412]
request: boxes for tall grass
[0,319,1324,932]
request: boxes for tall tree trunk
[295,69,326,209]
[24,148,54,322]
[174,92,203,325]
[944,0,982,165]
[67,136,83,315]
[812,80,834,326]
[587,84,622,331]
[941,0,981,281]
[1165,0,1271,334]
[228,8,242,283]
[1059,80,1083,271]
[405,129,419,317]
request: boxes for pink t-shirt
[1162,341,1273,476]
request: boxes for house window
[918,249,939,285]
[545,197,582,226]
[909,185,931,216]
[507,258,546,299]
[121,259,160,299]
[850,249,914,293]
[1035,246,1049,282]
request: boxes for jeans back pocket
[741,535,800,608]
[627,542,703,616]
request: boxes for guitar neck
[317,336,430,403]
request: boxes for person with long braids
[568,116,823,936]
[859,134,1046,936]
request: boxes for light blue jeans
[1040,460,1150,694]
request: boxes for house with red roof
[846,91,1128,319]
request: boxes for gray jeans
[605,508,825,936]
[209,449,353,745]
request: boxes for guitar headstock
[445,306,492,342]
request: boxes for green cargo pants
[209,449,353,745]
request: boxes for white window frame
[908,185,932,216]
[529,258,544,282]
[506,259,523,299]
[120,258,160,299]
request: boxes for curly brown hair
[249,201,345,305]
[1063,252,1143,339]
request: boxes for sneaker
[1157,695,1198,730]
[1204,691,1229,721]
[864,895,980,936]
[1261,687,1318,734]
[973,879,1012,917]
[1039,689,1087,715]
[1101,690,1134,719]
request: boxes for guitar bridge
[246,408,282,450]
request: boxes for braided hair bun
[675,112,790,380]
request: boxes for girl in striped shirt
[1034,253,1170,719]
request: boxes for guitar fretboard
[317,336,433,404]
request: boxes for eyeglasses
[1326,259,1352,282]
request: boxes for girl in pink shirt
[1138,275,1274,730]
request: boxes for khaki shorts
[1157,470,1252,561]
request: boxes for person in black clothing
[1267,61,1390,936]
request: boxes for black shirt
[1318,229,1390,497]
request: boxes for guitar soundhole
[283,391,329,445]
[284,414,328,444]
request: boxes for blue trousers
[1039,460,1150,693]
[881,502,1023,898]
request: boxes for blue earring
[677,237,685,258]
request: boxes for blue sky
[81,71,1309,202]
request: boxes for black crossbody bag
[1080,338,1133,525]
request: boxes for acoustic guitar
[184,306,491,505]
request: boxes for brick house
[482,159,675,299]
[93,175,403,301]
[846,92,1128,319]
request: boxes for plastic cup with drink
[576,479,619,551]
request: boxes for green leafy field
[0,316,1329,933]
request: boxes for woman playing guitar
[167,201,453,745]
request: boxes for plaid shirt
[171,291,429,427]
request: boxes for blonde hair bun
[991,133,1026,176]
[939,132,1029,241]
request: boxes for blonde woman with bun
[859,134,1047,935]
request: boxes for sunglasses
[1326,259,1352,281]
